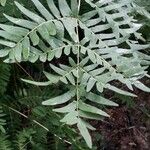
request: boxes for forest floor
[94,79,150,150]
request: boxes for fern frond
[15,128,36,150]
[0,106,6,133]
[0,63,10,96]
[0,134,12,150]
[0,0,150,148]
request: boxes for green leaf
[81,119,96,130]
[79,110,103,120]
[45,22,57,36]
[37,24,50,42]
[32,106,47,117]
[14,1,45,24]
[43,71,60,83]
[4,14,37,29]
[28,54,39,63]
[80,57,89,66]
[81,10,97,22]
[55,48,62,58]
[86,92,118,106]
[77,119,92,149]
[39,53,47,62]
[22,37,30,59]
[31,0,53,20]
[42,90,76,106]
[85,0,95,7]
[50,64,66,75]
[64,46,71,55]
[84,64,98,72]
[53,101,76,113]
[60,77,68,84]
[66,73,75,85]
[0,40,16,48]
[47,0,61,18]
[96,82,104,93]
[81,72,91,85]
[86,77,96,92]
[124,66,145,77]
[58,0,72,16]
[87,49,96,63]
[62,18,78,42]
[55,20,65,37]
[0,30,20,42]
[0,49,10,57]
[79,101,110,117]
[69,57,76,66]
[106,84,137,97]
[0,23,28,37]
[90,67,105,76]
[48,51,55,61]
[60,111,78,125]
[71,0,78,15]
[72,45,78,55]
[7,50,15,63]
[133,3,150,19]
[134,81,150,92]
[21,78,52,86]
[0,0,6,6]
[29,30,39,46]
[14,43,22,62]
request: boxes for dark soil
[95,79,150,150]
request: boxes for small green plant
[0,0,150,148]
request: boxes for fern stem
[78,0,81,12]
[13,16,76,49]
[21,141,31,150]
[3,105,72,145]
[76,0,81,119]
[16,62,42,92]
